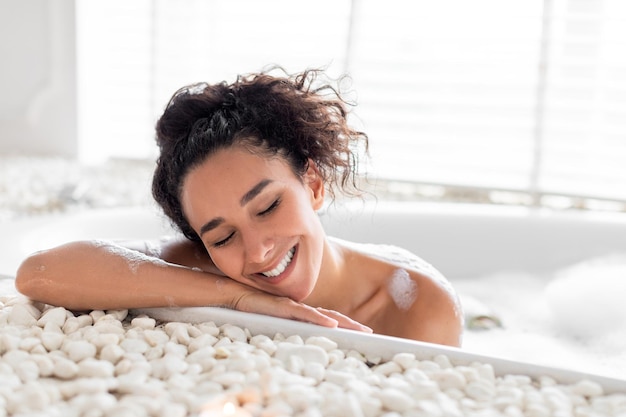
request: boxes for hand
[231,290,373,333]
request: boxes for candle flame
[223,402,236,415]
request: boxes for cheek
[207,248,241,276]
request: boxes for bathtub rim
[137,305,626,393]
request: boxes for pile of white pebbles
[1,295,625,417]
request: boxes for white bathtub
[1,201,626,393]
[4,201,626,278]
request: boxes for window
[76,0,626,206]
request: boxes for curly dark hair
[152,68,369,242]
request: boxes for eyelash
[258,198,281,216]
[211,199,281,248]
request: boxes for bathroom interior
[1,1,626,416]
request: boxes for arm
[15,238,370,331]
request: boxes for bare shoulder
[331,238,464,346]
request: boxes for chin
[284,283,314,303]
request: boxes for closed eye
[258,198,281,216]
[212,231,234,248]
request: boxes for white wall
[0,0,77,156]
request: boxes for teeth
[261,247,295,278]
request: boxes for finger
[316,307,373,333]
[237,294,340,328]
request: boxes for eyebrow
[199,179,273,237]
[199,217,225,236]
[239,179,273,206]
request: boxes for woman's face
[181,145,326,301]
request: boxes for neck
[302,237,347,310]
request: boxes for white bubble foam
[387,269,418,311]
[545,254,626,339]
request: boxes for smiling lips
[261,246,296,278]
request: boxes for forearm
[15,240,240,311]
[16,240,374,333]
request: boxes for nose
[242,230,275,265]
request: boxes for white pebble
[100,344,125,364]
[221,324,248,343]
[281,385,322,412]
[59,377,114,398]
[0,333,20,353]
[360,396,383,417]
[226,357,257,373]
[186,346,217,370]
[105,309,129,321]
[325,369,356,386]
[78,358,115,378]
[303,361,326,383]
[170,326,191,345]
[52,356,80,379]
[275,342,329,367]
[69,392,117,415]
[142,329,169,347]
[63,340,97,362]
[144,346,164,361]
[15,359,40,382]
[472,362,496,382]
[8,303,39,326]
[392,352,417,369]
[164,340,188,357]
[431,368,467,390]
[434,354,453,369]
[115,372,150,395]
[89,310,106,321]
[465,379,496,402]
[120,338,149,354]
[42,322,63,335]
[250,334,277,355]
[495,386,525,409]
[37,307,69,328]
[62,316,82,334]
[410,379,441,400]
[418,360,441,373]
[31,353,54,377]
[525,401,550,417]
[374,361,403,376]
[20,381,55,411]
[571,379,604,397]
[158,403,187,417]
[305,336,338,351]
[3,349,29,368]
[196,322,220,336]
[94,322,126,335]
[212,371,247,388]
[414,399,445,416]
[131,316,156,330]
[378,387,415,412]
[90,333,121,351]
[19,336,42,352]
[150,353,188,379]
[187,333,218,353]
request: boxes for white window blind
[76,0,626,204]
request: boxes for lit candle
[199,399,252,417]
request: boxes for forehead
[180,147,298,220]
[186,146,293,184]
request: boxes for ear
[303,160,325,211]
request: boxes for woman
[16,69,463,346]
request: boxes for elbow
[15,250,54,302]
